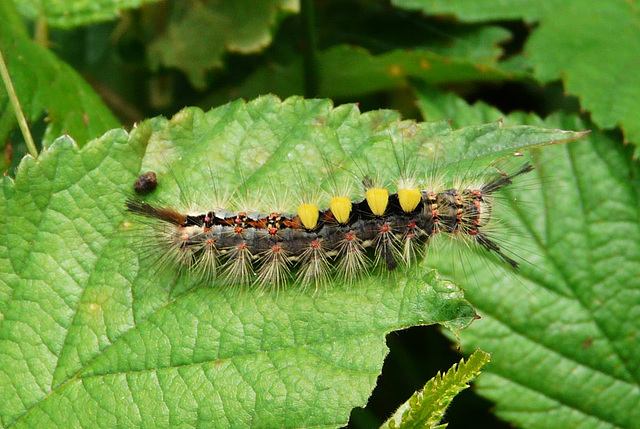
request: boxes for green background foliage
[1,0,639,428]
[0,1,119,154]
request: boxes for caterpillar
[125,162,533,291]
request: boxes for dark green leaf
[416,85,640,429]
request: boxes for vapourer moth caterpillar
[123,96,581,292]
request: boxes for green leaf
[0,96,582,427]
[391,0,556,23]
[316,46,520,97]
[202,44,523,106]
[416,83,542,127]
[416,86,640,428]
[394,0,640,149]
[426,26,512,64]
[148,0,299,89]
[14,0,163,28]
[382,349,491,429]
[0,1,120,149]
[526,1,640,150]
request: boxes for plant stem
[0,48,37,158]
[300,0,319,98]
[34,17,49,47]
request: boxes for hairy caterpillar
[125,160,533,291]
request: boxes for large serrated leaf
[416,85,640,429]
[0,96,583,427]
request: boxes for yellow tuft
[397,187,421,213]
[365,188,389,216]
[329,196,352,224]
[297,203,320,230]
